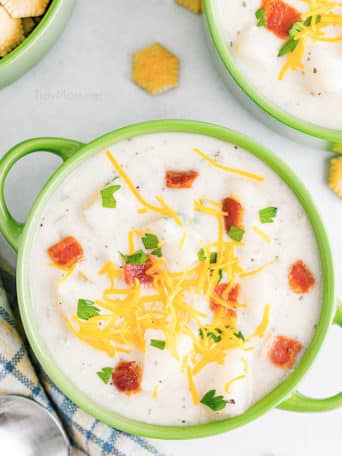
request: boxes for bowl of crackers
[0,0,76,89]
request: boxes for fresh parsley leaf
[100,182,121,208]
[303,15,321,26]
[97,367,113,384]
[278,38,299,57]
[77,299,100,320]
[120,250,148,265]
[216,269,223,284]
[234,331,245,341]
[151,247,162,258]
[259,206,278,224]
[288,21,304,39]
[150,339,166,350]
[198,248,207,262]
[200,389,227,411]
[210,252,218,264]
[207,329,222,343]
[227,226,245,241]
[255,8,267,27]
[142,233,159,250]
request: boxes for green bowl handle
[0,137,83,252]
[277,300,342,412]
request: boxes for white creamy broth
[30,132,321,425]
[213,0,342,130]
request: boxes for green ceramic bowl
[0,0,76,89]
[204,0,342,152]
[0,120,341,439]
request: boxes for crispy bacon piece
[165,170,199,188]
[288,260,315,294]
[222,197,244,232]
[123,256,154,286]
[48,236,83,268]
[268,336,303,369]
[210,283,240,319]
[112,361,142,394]
[262,0,301,39]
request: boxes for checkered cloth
[0,260,165,456]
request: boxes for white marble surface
[0,1,341,455]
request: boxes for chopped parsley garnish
[198,248,207,262]
[142,233,159,249]
[200,389,227,411]
[199,327,222,343]
[120,250,148,265]
[278,38,299,57]
[100,178,120,208]
[142,233,162,257]
[255,8,267,27]
[151,247,162,258]
[210,252,218,264]
[227,226,245,242]
[77,299,100,320]
[259,206,278,224]
[234,331,245,341]
[97,367,113,384]
[216,269,223,284]
[150,339,166,350]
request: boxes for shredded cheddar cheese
[252,226,272,244]
[193,148,264,182]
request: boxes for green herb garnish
[200,389,227,411]
[100,178,120,208]
[227,226,245,241]
[77,299,100,320]
[216,269,223,284]
[207,328,222,343]
[151,247,162,258]
[278,38,299,57]
[142,233,162,257]
[255,8,267,27]
[97,367,113,384]
[259,206,278,224]
[150,339,166,350]
[142,233,159,249]
[210,252,218,264]
[234,331,245,341]
[198,248,207,262]
[120,250,148,265]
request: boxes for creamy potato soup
[30,133,321,425]
[213,0,342,130]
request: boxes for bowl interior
[204,0,342,143]
[17,120,334,439]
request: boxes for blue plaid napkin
[0,259,165,456]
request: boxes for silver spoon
[0,395,70,455]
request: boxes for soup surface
[213,0,342,130]
[30,132,321,425]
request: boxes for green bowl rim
[204,0,342,143]
[17,119,334,439]
[0,0,61,69]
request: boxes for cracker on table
[0,5,24,57]
[132,43,179,95]
[175,0,203,14]
[2,0,50,18]
[329,156,342,199]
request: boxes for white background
[0,1,341,455]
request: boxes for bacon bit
[222,197,244,232]
[268,336,303,369]
[165,170,199,189]
[123,256,154,286]
[48,236,83,268]
[112,361,142,394]
[288,260,315,294]
[210,283,240,319]
[262,0,301,39]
